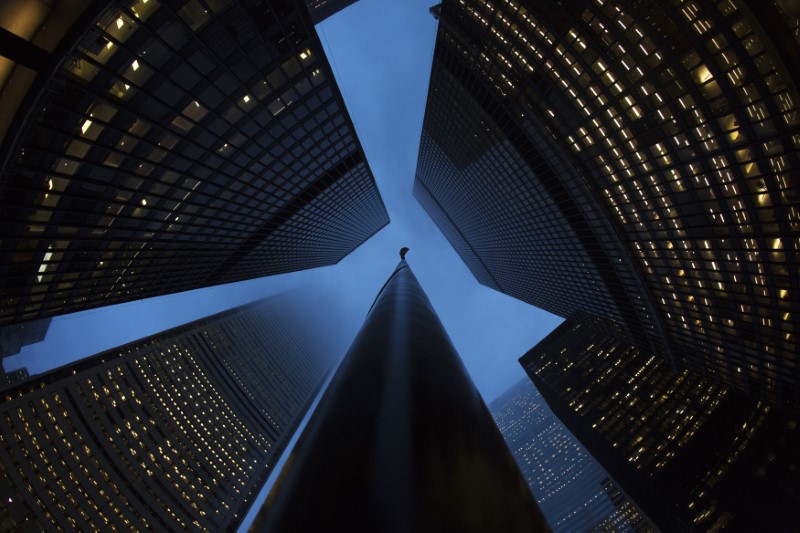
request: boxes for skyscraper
[0,0,389,327]
[0,318,51,357]
[490,378,653,532]
[251,256,549,531]
[521,311,800,531]
[0,295,332,531]
[415,0,800,409]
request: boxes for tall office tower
[415,0,800,409]
[251,257,549,531]
[0,0,389,327]
[490,378,653,532]
[520,311,800,531]
[0,318,51,357]
[0,296,333,531]
[303,0,358,24]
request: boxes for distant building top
[304,0,358,24]
[490,378,653,532]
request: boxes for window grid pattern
[416,1,670,358]
[432,0,799,409]
[0,0,388,325]
[490,379,653,532]
[0,297,329,531]
[522,311,800,531]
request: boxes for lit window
[694,65,713,83]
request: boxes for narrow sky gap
[4,0,562,405]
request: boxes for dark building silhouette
[251,258,549,531]
[0,318,51,357]
[0,296,332,531]
[0,0,388,327]
[490,378,653,532]
[415,0,800,410]
[521,312,800,531]
[0,367,29,389]
[304,0,358,24]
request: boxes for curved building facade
[0,0,388,326]
[490,379,653,532]
[0,296,331,531]
[415,0,800,410]
[521,311,800,531]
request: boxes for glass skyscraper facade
[490,378,652,532]
[415,0,800,410]
[0,0,388,327]
[0,296,332,531]
[521,311,800,531]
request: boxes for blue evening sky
[4,0,562,404]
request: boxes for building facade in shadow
[415,0,800,411]
[0,295,333,531]
[0,0,388,327]
[521,311,800,531]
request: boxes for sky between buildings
[4,0,563,405]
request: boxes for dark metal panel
[252,260,549,532]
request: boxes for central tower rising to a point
[251,256,549,531]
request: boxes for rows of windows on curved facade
[490,379,654,532]
[416,0,799,410]
[0,297,331,531]
[0,0,388,326]
[521,311,800,531]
